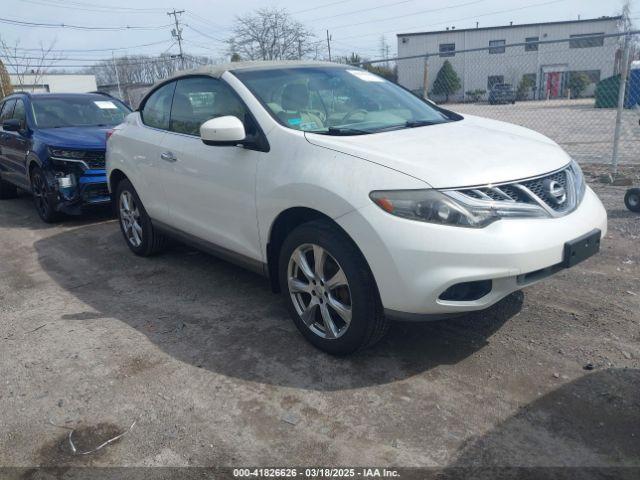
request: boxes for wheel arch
[109,169,128,195]
[26,153,43,183]
[266,206,375,294]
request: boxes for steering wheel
[342,109,368,124]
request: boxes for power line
[337,0,569,40]
[9,40,173,54]
[17,0,165,13]
[313,0,418,22]
[0,15,172,31]
[292,0,357,15]
[185,25,227,43]
[329,0,485,30]
[184,12,232,33]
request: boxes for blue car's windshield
[233,66,455,136]
[31,96,131,128]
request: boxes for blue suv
[0,92,131,222]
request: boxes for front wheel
[30,167,60,223]
[279,220,389,355]
[625,188,640,213]
[116,179,167,256]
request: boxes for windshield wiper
[404,120,441,128]
[322,127,371,136]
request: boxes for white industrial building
[396,16,624,102]
[8,74,97,94]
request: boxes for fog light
[439,280,492,301]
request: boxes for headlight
[370,188,549,228]
[49,148,86,160]
[370,189,501,228]
[569,159,586,203]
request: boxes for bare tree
[0,37,60,91]
[227,7,319,61]
[0,59,12,97]
[85,54,215,86]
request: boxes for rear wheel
[625,188,640,213]
[0,175,18,199]
[116,178,167,256]
[279,220,389,355]
[30,166,60,223]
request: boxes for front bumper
[337,187,607,318]
[49,169,111,215]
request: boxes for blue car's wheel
[30,166,60,223]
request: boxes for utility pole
[167,9,185,70]
[326,30,332,62]
[112,51,123,100]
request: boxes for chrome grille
[449,165,580,218]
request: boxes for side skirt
[152,219,269,278]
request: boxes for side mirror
[2,119,21,132]
[200,116,246,146]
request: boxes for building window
[489,40,506,54]
[569,33,604,48]
[439,43,455,57]
[525,37,539,51]
[488,75,504,89]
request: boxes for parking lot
[0,164,638,471]
[452,99,640,165]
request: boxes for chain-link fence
[381,31,640,168]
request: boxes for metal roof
[397,16,622,38]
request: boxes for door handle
[160,151,177,162]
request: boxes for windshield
[233,66,454,135]
[31,96,131,128]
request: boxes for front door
[160,76,263,262]
[0,99,17,183]
[3,99,31,188]
[132,81,177,223]
[546,72,562,98]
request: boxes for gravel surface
[0,164,638,471]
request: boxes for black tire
[0,175,18,199]
[279,220,389,355]
[30,166,60,223]
[625,188,640,213]
[115,178,167,256]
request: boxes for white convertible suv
[107,61,607,355]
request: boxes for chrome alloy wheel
[119,190,143,248]
[287,244,352,339]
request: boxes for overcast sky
[0,0,637,67]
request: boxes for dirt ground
[0,164,638,474]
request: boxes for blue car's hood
[36,126,111,150]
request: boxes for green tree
[432,60,461,102]
[230,53,242,62]
[516,75,536,100]
[567,72,590,99]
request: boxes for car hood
[304,115,571,188]
[36,126,111,150]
